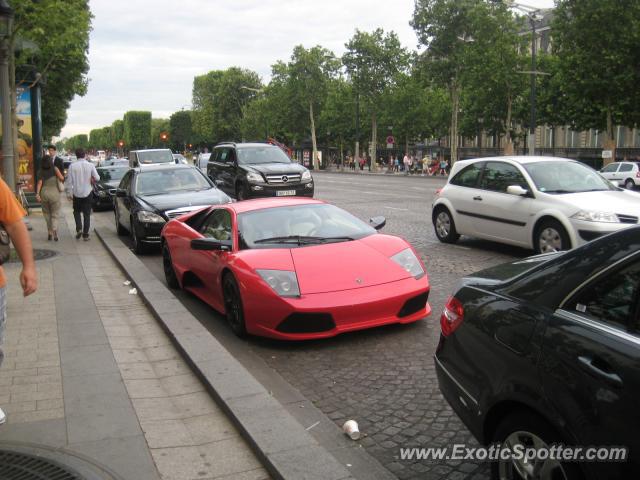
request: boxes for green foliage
[66,134,88,151]
[553,0,640,136]
[123,111,152,149]
[111,120,124,146]
[12,0,92,139]
[151,118,170,148]
[191,67,262,144]
[169,111,193,150]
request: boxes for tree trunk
[602,106,616,166]
[310,101,318,170]
[450,82,460,165]
[405,135,409,156]
[503,95,514,156]
[370,111,377,172]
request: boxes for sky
[58,0,555,139]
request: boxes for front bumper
[569,219,635,245]
[241,275,430,340]
[92,192,114,209]
[135,221,165,244]
[246,182,314,198]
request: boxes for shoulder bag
[0,224,11,265]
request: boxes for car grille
[276,313,335,333]
[616,214,638,224]
[265,174,302,185]
[164,205,210,219]
[398,291,429,318]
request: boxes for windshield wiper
[542,189,573,194]
[140,192,167,196]
[254,235,354,245]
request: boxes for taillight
[440,296,464,336]
[435,188,442,196]
[635,171,640,178]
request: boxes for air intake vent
[398,291,429,318]
[616,214,638,224]
[276,313,335,333]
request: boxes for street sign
[386,135,395,145]
[602,150,613,159]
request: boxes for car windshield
[524,161,616,193]
[238,204,375,249]
[97,167,127,182]
[135,168,212,195]
[137,150,174,164]
[237,146,291,165]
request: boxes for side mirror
[115,188,127,198]
[506,185,529,197]
[369,215,386,230]
[190,237,232,251]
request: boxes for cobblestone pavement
[104,172,533,480]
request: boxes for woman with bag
[35,155,65,241]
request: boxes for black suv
[206,142,314,200]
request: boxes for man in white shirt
[65,148,99,240]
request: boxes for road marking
[384,206,409,211]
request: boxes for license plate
[276,190,296,196]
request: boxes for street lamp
[0,0,14,189]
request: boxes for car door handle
[473,196,483,201]
[578,355,623,387]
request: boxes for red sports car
[161,198,431,340]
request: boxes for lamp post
[0,0,14,188]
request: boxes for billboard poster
[303,149,310,167]
[16,87,34,191]
[0,87,35,190]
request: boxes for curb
[95,227,355,480]
[314,170,449,180]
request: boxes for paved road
[97,172,532,480]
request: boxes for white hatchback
[432,156,640,253]
[599,161,640,190]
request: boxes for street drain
[7,248,59,263]
[0,450,82,479]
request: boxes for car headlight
[246,172,263,183]
[256,269,300,297]
[391,248,425,279]
[301,170,312,181]
[137,210,166,223]
[97,190,107,197]
[571,211,619,223]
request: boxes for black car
[93,165,129,211]
[206,142,314,200]
[435,227,640,479]
[114,164,231,253]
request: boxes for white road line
[384,206,409,211]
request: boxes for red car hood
[291,239,411,294]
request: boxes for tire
[222,273,247,337]
[433,206,460,244]
[624,178,635,190]
[534,219,570,254]
[162,243,180,289]
[115,206,127,236]
[491,410,583,480]
[235,183,248,201]
[130,216,147,254]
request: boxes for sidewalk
[0,204,268,480]
[319,166,449,179]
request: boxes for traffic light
[160,132,169,142]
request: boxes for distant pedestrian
[403,154,411,175]
[394,156,399,172]
[439,158,448,176]
[35,155,65,241]
[0,177,38,424]
[65,148,99,241]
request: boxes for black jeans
[73,195,92,235]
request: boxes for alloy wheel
[223,276,245,336]
[436,211,451,239]
[498,430,568,480]
[538,227,562,253]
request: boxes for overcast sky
[58,0,555,139]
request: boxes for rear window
[137,150,174,164]
[450,162,483,188]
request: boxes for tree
[12,0,92,140]
[191,67,262,144]
[553,0,640,157]
[169,110,193,151]
[111,120,124,147]
[285,45,339,169]
[412,0,484,163]
[151,118,170,148]
[123,111,152,149]
[343,29,410,170]
[318,79,356,164]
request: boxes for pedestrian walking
[44,144,64,174]
[35,155,65,241]
[65,148,99,241]
[403,153,411,175]
[0,177,38,424]
[394,155,399,172]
